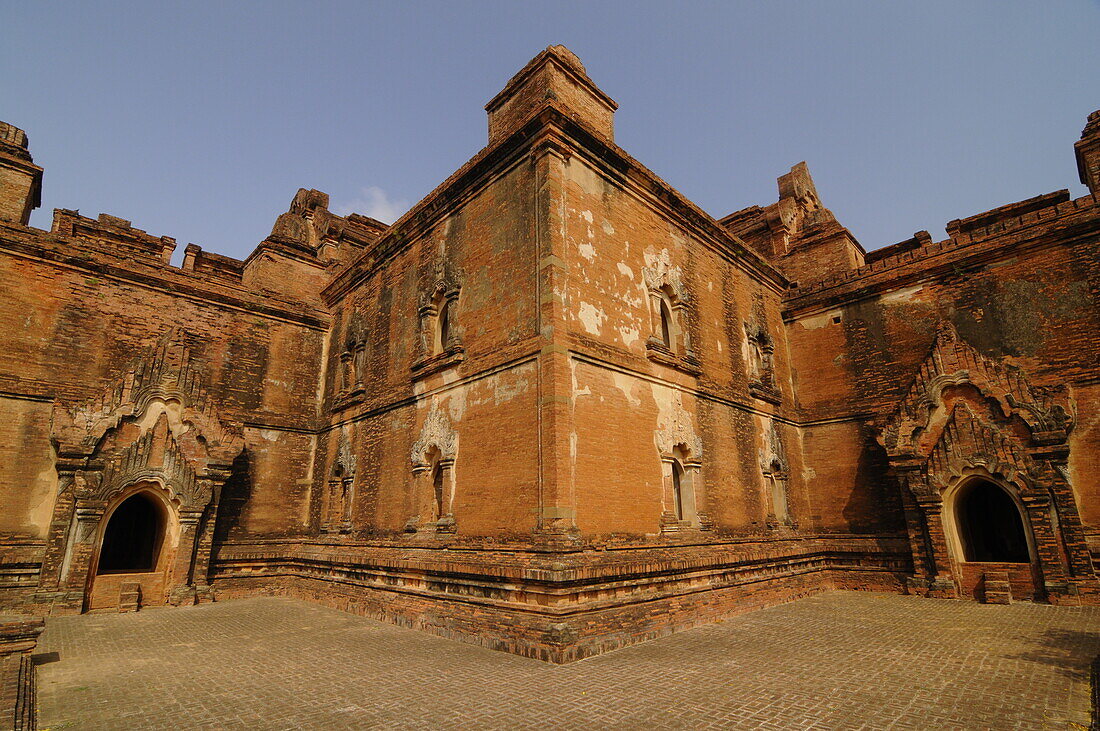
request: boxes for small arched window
[671,459,685,520]
[659,299,673,349]
[437,298,451,354]
[432,461,445,520]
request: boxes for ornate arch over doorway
[35,333,244,614]
[876,322,1096,605]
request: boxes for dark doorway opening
[97,492,165,573]
[432,463,444,520]
[956,480,1030,563]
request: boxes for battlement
[181,244,244,284]
[786,190,1100,305]
[945,190,1070,238]
[51,209,177,263]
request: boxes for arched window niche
[643,274,700,375]
[657,287,678,351]
[413,282,465,377]
[647,284,687,354]
[408,441,457,534]
[321,462,354,534]
[660,443,704,532]
[763,459,792,529]
[948,477,1034,564]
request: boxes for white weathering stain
[577,302,606,334]
[618,325,640,347]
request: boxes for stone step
[982,571,1012,605]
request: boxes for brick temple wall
[0,46,1096,659]
[556,148,805,535]
[0,212,331,596]
[784,191,1100,545]
[316,159,542,538]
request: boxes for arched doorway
[955,479,1030,563]
[950,477,1040,602]
[98,492,165,573]
[88,488,174,611]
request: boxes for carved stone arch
[642,255,689,304]
[411,404,458,467]
[924,403,1034,495]
[880,321,1074,459]
[39,332,244,613]
[94,413,209,510]
[407,404,458,534]
[654,396,709,532]
[876,322,1095,604]
[53,332,242,463]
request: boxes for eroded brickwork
[0,47,1097,662]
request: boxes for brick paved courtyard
[35,592,1100,729]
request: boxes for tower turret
[1075,109,1100,194]
[0,121,43,226]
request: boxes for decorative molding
[880,321,1074,461]
[641,258,688,302]
[411,404,458,467]
[94,415,210,509]
[654,396,703,458]
[744,295,780,403]
[924,403,1034,491]
[52,330,244,464]
[644,339,701,376]
[334,309,369,408]
[334,427,357,477]
[412,257,465,375]
[759,418,789,475]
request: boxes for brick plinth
[0,615,44,730]
[210,535,909,662]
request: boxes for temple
[1,46,1099,665]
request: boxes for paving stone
[33,591,1100,729]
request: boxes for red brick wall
[557,152,804,535]
[786,195,1100,540]
[0,222,328,542]
[320,161,542,537]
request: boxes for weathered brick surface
[0,45,1098,668]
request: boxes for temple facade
[1,46,1098,662]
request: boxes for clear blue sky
[3,2,1098,261]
